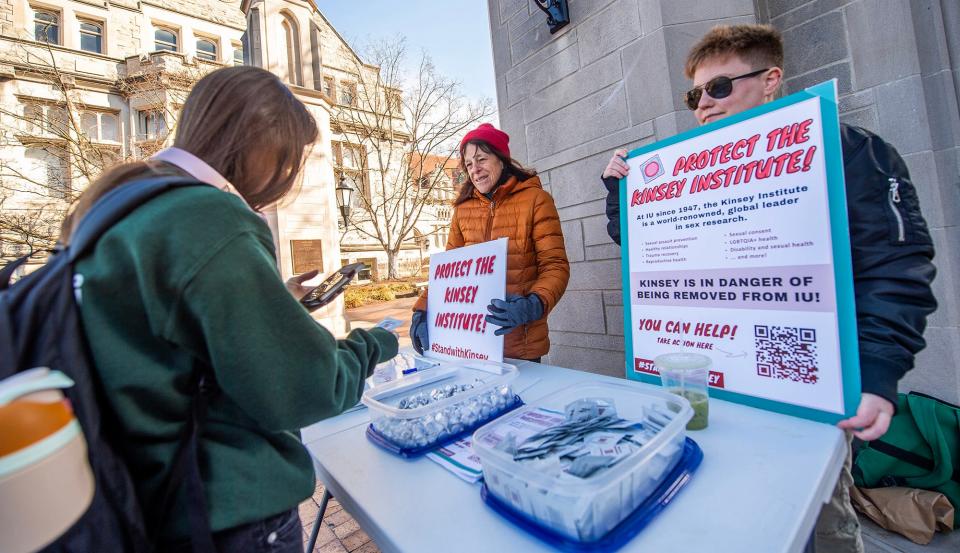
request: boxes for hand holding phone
[299,263,366,312]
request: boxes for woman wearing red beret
[411,123,570,362]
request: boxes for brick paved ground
[299,481,380,553]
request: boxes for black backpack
[0,177,217,552]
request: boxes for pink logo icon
[644,161,660,177]
[639,154,665,184]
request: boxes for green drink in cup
[654,352,711,430]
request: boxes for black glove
[485,294,544,336]
[411,310,429,354]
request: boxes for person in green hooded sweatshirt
[59,66,398,552]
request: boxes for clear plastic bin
[365,352,441,390]
[362,359,520,455]
[472,381,692,543]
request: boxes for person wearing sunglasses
[600,24,936,553]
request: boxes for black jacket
[603,125,937,407]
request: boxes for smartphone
[299,262,366,312]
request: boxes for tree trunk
[387,249,400,280]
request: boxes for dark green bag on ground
[852,391,960,528]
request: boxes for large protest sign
[427,238,508,363]
[620,81,860,423]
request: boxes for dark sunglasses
[684,68,770,110]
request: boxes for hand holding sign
[620,82,861,424]
[486,294,544,336]
[426,238,508,362]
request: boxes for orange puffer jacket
[414,174,569,359]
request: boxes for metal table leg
[305,489,332,552]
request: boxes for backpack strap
[0,253,32,290]
[68,176,204,263]
[66,175,216,551]
[149,373,218,553]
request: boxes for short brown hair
[684,24,784,79]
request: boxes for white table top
[302,358,846,553]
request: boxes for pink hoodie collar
[151,147,252,211]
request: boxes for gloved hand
[485,294,544,336]
[411,310,429,354]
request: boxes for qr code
[754,325,819,384]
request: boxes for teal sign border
[619,80,861,424]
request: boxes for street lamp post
[335,174,354,229]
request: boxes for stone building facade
[0,0,453,331]
[488,0,960,403]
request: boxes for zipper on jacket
[485,200,495,241]
[887,177,905,242]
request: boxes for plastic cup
[654,352,711,430]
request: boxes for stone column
[488,0,756,376]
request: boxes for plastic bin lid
[480,437,703,553]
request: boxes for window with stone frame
[79,111,120,143]
[154,26,178,52]
[32,7,59,44]
[339,81,357,107]
[196,37,218,62]
[322,76,335,102]
[232,41,244,66]
[136,109,167,140]
[280,13,302,86]
[387,90,402,113]
[24,146,71,199]
[79,19,103,54]
[332,141,368,205]
[22,102,68,137]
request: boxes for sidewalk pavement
[341,296,416,350]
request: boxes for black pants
[162,508,302,553]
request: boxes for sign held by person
[620,81,861,423]
[427,238,507,363]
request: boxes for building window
[339,82,357,107]
[79,111,120,142]
[80,112,97,138]
[23,103,43,134]
[280,13,302,86]
[79,20,103,53]
[100,113,119,142]
[322,76,335,101]
[332,141,368,202]
[33,9,59,44]
[22,103,68,136]
[196,38,217,62]
[136,109,167,140]
[232,41,244,66]
[387,91,401,113]
[25,147,71,199]
[154,27,178,52]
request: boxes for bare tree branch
[333,36,494,279]
[0,38,210,262]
